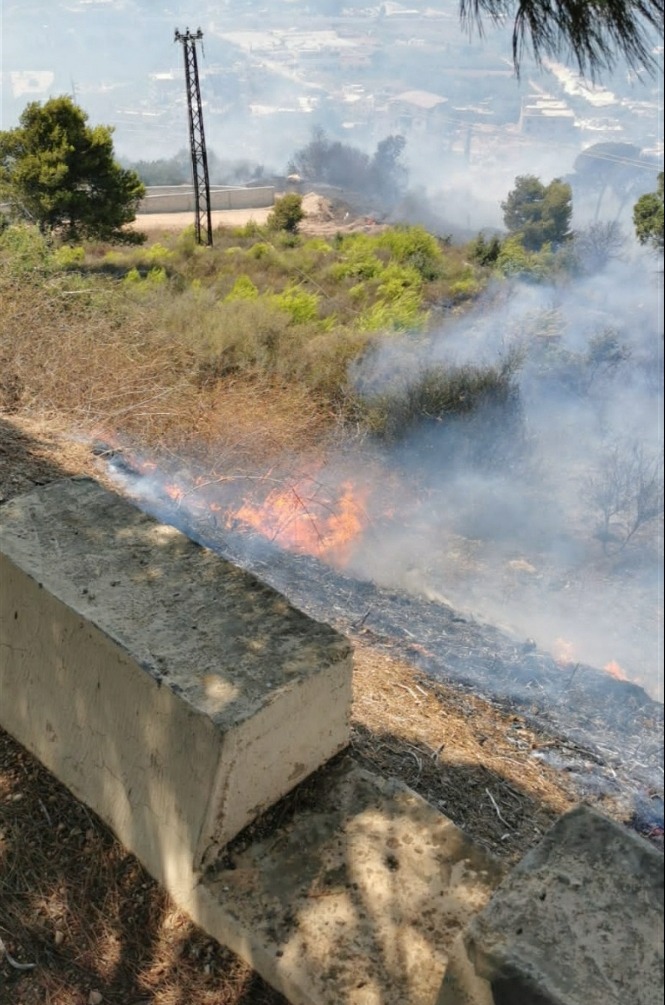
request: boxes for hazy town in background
[2,0,663,235]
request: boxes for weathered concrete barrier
[0,478,351,901]
[0,478,504,1004]
[3,479,660,1004]
[138,184,275,214]
[443,805,664,1005]
[196,756,503,1005]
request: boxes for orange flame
[554,638,575,666]
[164,482,184,503]
[226,478,370,567]
[604,660,628,682]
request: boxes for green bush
[141,242,174,264]
[230,220,262,239]
[53,245,86,269]
[448,276,482,300]
[469,232,502,266]
[375,262,423,300]
[358,290,427,333]
[496,236,555,280]
[248,242,272,260]
[122,265,167,288]
[363,360,521,443]
[377,226,444,280]
[272,286,320,324]
[267,193,305,233]
[329,249,383,280]
[0,224,52,275]
[225,275,259,302]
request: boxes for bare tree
[461,0,663,78]
[573,222,626,274]
[584,440,664,552]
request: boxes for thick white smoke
[343,252,663,698]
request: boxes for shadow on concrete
[0,425,287,1004]
[0,444,614,1004]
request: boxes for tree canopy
[502,175,573,251]
[0,97,145,242]
[288,128,408,208]
[633,172,664,252]
[571,143,659,221]
[460,0,663,77]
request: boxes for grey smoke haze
[340,251,664,698]
[4,2,661,186]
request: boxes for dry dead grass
[0,273,195,439]
[0,266,334,463]
[0,726,287,1005]
[350,645,580,862]
[0,413,641,1005]
[132,207,274,234]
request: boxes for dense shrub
[225,275,259,301]
[377,226,444,280]
[0,222,491,440]
[267,193,305,234]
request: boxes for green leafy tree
[267,193,305,234]
[502,175,573,251]
[470,231,503,266]
[461,0,663,77]
[288,129,408,206]
[633,172,664,252]
[0,97,145,242]
[369,135,408,204]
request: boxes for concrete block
[198,758,504,1005]
[0,478,352,898]
[462,805,664,1005]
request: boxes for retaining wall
[138,185,275,214]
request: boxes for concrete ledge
[196,757,503,1005]
[0,478,352,899]
[462,805,664,1005]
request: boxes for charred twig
[404,746,423,779]
[561,662,581,698]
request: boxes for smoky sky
[4,1,661,177]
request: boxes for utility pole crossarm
[174,27,213,247]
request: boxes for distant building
[388,89,449,135]
[519,96,577,140]
[9,70,55,99]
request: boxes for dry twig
[0,933,36,971]
[485,788,513,830]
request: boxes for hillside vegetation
[0,220,498,454]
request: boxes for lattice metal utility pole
[174,27,213,246]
